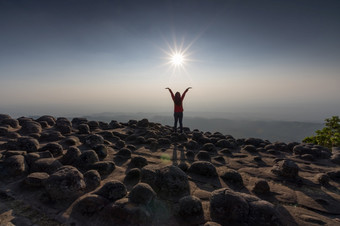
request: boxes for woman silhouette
[166,87,192,133]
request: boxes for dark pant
[174,112,183,133]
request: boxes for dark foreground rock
[0,114,339,226]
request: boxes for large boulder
[95,180,127,202]
[215,139,233,148]
[4,155,28,176]
[30,158,63,174]
[0,114,11,121]
[37,115,56,126]
[293,144,331,159]
[71,117,88,128]
[70,194,109,218]
[130,156,148,168]
[78,124,90,134]
[202,143,217,154]
[76,150,99,168]
[88,120,99,131]
[252,179,270,194]
[1,118,19,128]
[17,137,39,152]
[92,144,108,159]
[271,159,299,179]
[129,183,156,205]
[136,118,149,128]
[244,138,264,147]
[60,147,81,165]
[220,169,243,186]
[188,161,218,177]
[116,148,132,159]
[39,142,63,157]
[44,166,85,201]
[20,120,42,134]
[124,168,142,186]
[210,188,249,225]
[39,131,64,142]
[197,151,211,161]
[84,170,101,191]
[89,161,115,176]
[178,195,204,218]
[154,165,190,200]
[85,134,104,148]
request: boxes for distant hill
[81,112,323,143]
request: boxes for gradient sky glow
[0,0,339,121]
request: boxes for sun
[171,53,184,66]
[160,37,196,72]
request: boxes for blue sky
[0,0,339,121]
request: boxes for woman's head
[174,92,182,106]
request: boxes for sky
[0,0,339,122]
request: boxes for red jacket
[169,89,189,113]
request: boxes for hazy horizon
[1,0,339,122]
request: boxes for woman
[166,87,192,133]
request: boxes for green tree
[303,116,340,148]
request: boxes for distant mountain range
[77,112,323,143]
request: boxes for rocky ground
[0,113,340,226]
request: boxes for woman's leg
[179,112,183,133]
[174,112,179,132]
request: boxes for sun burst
[171,52,185,66]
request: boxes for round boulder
[154,165,190,200]
[210,188,249,225]
[92,144,108,159]
[124,168,141,185]
[88,121,99,131]
[215,139,232,148]
[17,137,39,152]
[197,151,211,161]
[129,156,148,168]
[44,166,85,201]
[95,180,127,202]
[188,161,218,177]
[1,118,19,128]
[60,147,81,165]
[220,169,243,186]
[129,183,156,205]
[30,158,63,174]
[85,134,104,148]
[37,115,56,126]
[136,118,149,128]
[252,179,270,194]
[84,170,101,191]
[20,121,42,134]
[78,124,90,134]
[202,143,217,153]
[39,142,63,157]
[116,148,131,159]
[248,200,282,225]
[179,195,203,217]
[90,161,116,176]
[271,159,299,179]
[70,194,109,218]
[4,155,28,176]
[77,150,99,167]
